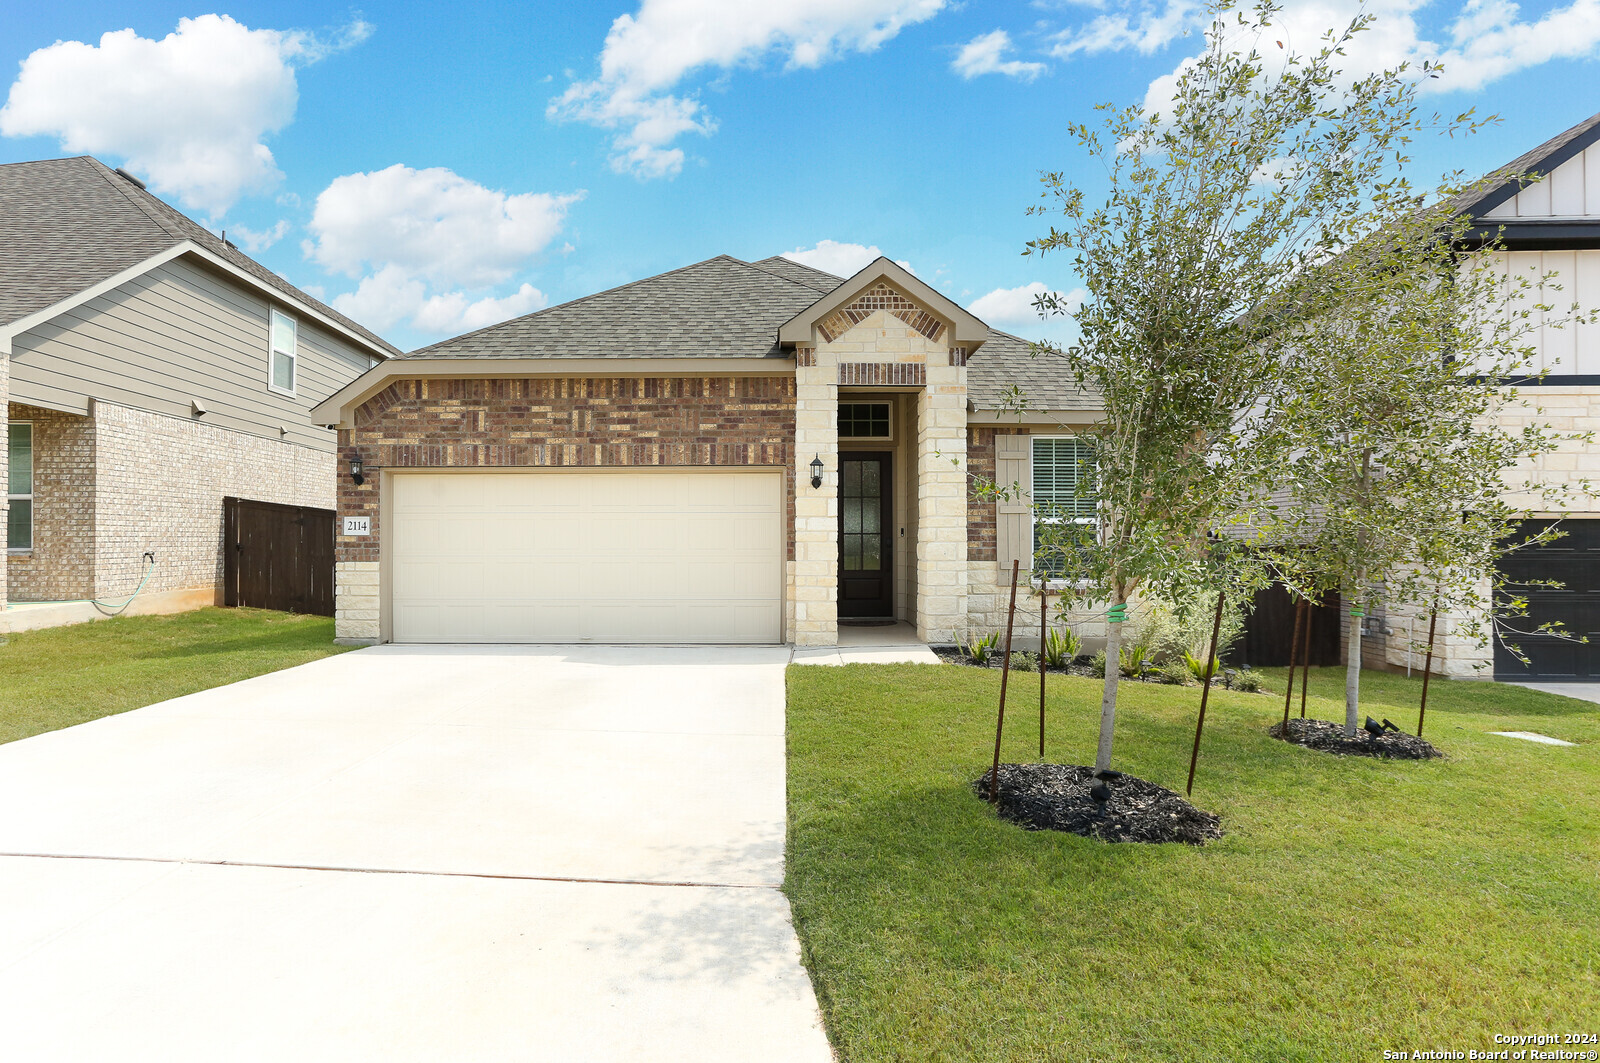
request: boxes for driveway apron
[0,645,832,1062]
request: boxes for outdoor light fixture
[350,457,365,486]
[809,454,824,489]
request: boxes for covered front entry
[1496,518,1600,680]
[388,470,784,644]
[837,451,893,617]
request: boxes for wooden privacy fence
[223,497,336,616]
[1231,583,1342,668]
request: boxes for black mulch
[972,763,1223,845]
[1269,717,1442,759]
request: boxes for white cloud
[782,239,915,277]
[970,282,1084,326]
[953,29,1047,79]
[1050,0,1600,106]
[306,164,582,287]
[0,14,370,217]
[229,220,291,252]
[313,165,575,339]
[551,0,948,178]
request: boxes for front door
[838,452,893,617]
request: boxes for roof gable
[0,155,397,356]
[778,257,988,348]
[1452,110,1600,221]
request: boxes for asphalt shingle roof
[0,156,398,355]
[404,250,1097,410]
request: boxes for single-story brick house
[1,157,397,632]
[312,255,1100,646]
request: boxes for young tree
[1255,204,1585,735]
[1021,2,1508,771]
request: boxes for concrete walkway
[791,620,943,666]
[1504,681,1600,705]
[0,646,832,1062]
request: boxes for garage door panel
[1496,518,1600,679]
[390,472,783,644]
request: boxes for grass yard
[0,607,350,745]
[785,663,1600,1062]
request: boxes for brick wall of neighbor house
[90,401,334,599]
[334,375,799,642]
[5,404,95,601]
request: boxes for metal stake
[1299,600,1313,719]
[1417,606,1438,737]
[1282,596,1305,740]
[1039,576,1048,758]
[1187,590,1228,796]
[989,560,1021,805]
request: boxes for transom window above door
[838,402,891,440]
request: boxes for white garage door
[389,471,784,644]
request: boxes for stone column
[791,347,838,646]
[915,360,967,644]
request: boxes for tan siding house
[2,156,397,632]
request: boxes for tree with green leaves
[1253,203,1586,736]
[1019,1,1538,771]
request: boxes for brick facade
[818,282,946,344]
[5,400,333,607]
[5,404,95,601]
[334,375,798,640]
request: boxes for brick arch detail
[817,281,947,344]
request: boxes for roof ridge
[405,254,762,356]
[82,156,188,244]
[1454,109,1600,218]
[744,257,838,294]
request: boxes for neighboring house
[1342,111,1600,682]
[312,255,1100,647]
[1,157,398,632]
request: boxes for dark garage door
[1495,519,1600,681]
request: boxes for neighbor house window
[1031,436,1096,578]
[7,421,32,553]
[269,308,298,394]
[838,402,891,440]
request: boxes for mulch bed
[1269,717,1442,759]
[973,763,1223,845]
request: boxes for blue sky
[2,0,1598,352]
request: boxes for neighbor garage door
[1495,518,1600,680]
[389,471,783,644]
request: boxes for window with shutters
[1031,436,1097,577]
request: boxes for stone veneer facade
[4,399,334,612]
[333,375,797,642]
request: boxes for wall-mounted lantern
[350,457,365,486]
[809,454,824,490]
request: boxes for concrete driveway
[0,646,832,1062]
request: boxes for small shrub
[1118,644,1151,678]
[1228,668,1265,693]
[1087,650,1107,677]
[1153,662,1193,685]
[1043,627,1080,669]
[1183,651,1220,684]
[964,631,1000,665]
[1011,651,1040,673]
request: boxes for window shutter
[995,433,1031,569]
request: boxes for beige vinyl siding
[1482,250,1600,375]
[8,256,377,452]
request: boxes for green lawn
[0,607,351,745]
[785,663,1600,1061]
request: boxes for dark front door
[1495,518,1600,680]
[838,453,893,617]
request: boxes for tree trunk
[1345,590,1363,737]
[1096,609,1124,772]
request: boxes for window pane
[861,498,880,533]
[844,497,862,533]
[270,310,296,354]
[272,350,295,391]
[862,534,881,571]
[860,462,879,495]
[7,423,31,495]
[838,402,889,437]
[842,460,860,495]
[843,535,862,570]
[1032,437,1096,520]
[7,498,31,551]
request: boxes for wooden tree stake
[1039,577,1048,758]
[1187,590,1228,796]
[1282,597,1305,739]
[1299,601,1314,719]
[1417,607,1438,737]
[989,559,1021,805]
